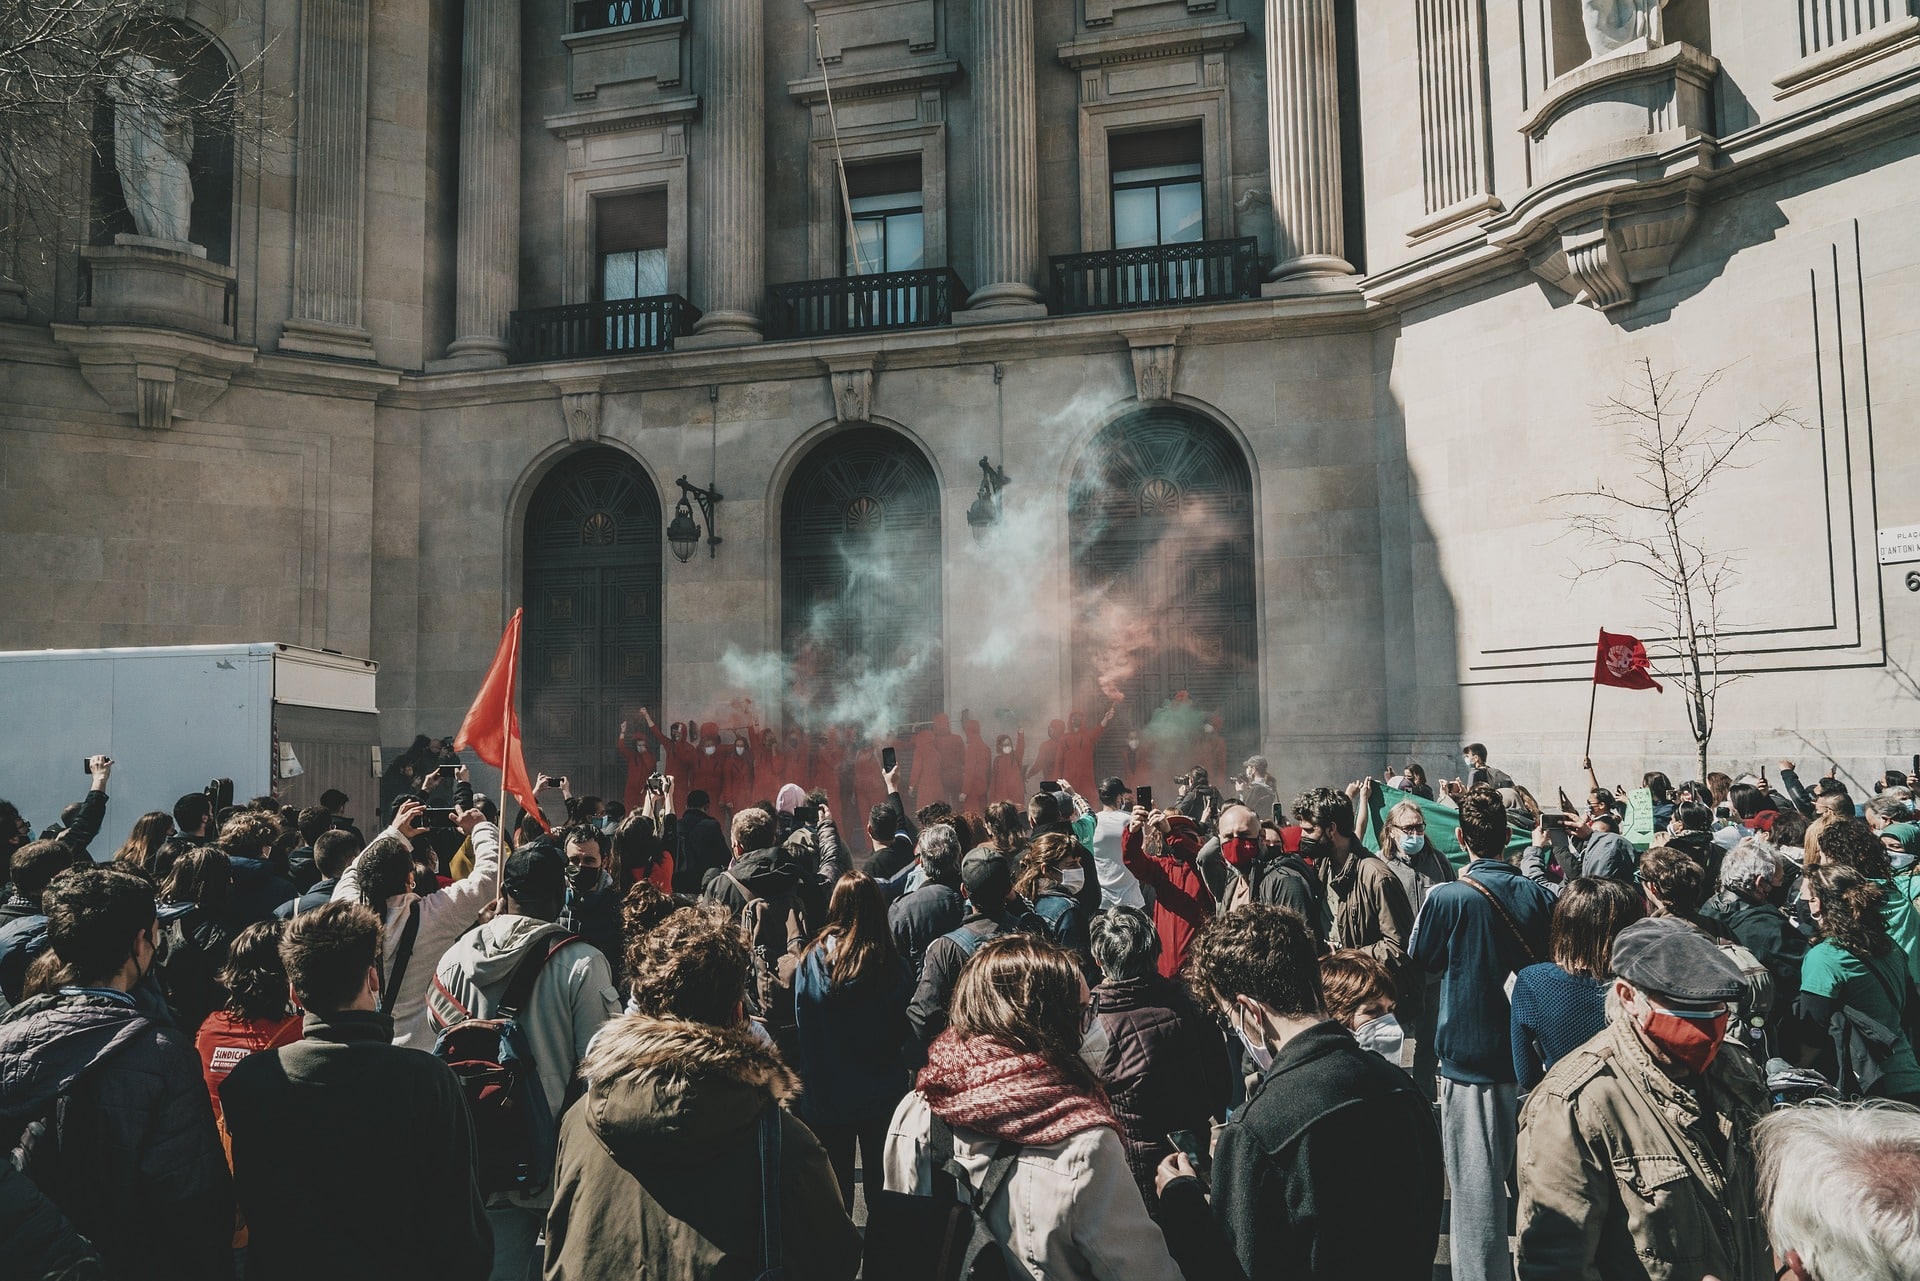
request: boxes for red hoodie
[961,719,991,807]
[1062,712,1107,800]
[1121,815,1215,978]
[988,732,1029,805]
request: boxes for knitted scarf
[917,1032,1120,1147]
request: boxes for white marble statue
[107,54,195,245]
[1582,0,1664,60]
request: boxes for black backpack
[863,1112,1021,1281]
[724,872,809,1056]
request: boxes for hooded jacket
[1516,1011,1770,1281]
[0,989,233,1281]
[962,719,991,806]
[988,731,1031,806]
[545,1014,861,1281]
[330,819,502,1049]
[428,915,621,1123]
[675,805,728,894]
[220,1008,492,1281]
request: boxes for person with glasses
[1154,904,1442,1280]
[1516,915,1770,1281]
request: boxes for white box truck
[0,643,381,854]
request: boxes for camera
[792,804,820,827]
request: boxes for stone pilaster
[1264,0,1355,281]
[441,0,521,368]
[281,0,378,361]
[958,0,1046,320]
[683,0,764,346]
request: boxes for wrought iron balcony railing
[765,267,969,340]
[573,0,680,33]
[507,294,701,363]
[1049,237,1263,315]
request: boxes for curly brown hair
[1808,864,1895,959]
[1454,785,1512,861]
[1813,818,1894,881]
[949,933,1102,1095]
[1183,904,1324,1018]
[1014,831,1083,903]
[1319,950,1395,1024]
[626,905,750,1025]
[219,811,282,862]
[1639,845,1707,916]
[220,920,292,1021]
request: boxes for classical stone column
[959,0,1046,320]
[1265,0,1355,280]
[684,0,764,345]
[281,0,378,361]
[442,0,521,368]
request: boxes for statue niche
[107,54,196,246]
[1581,0,1665,60]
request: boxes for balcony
[572,0,679,33]
[1050,237,1262,315]
[765,267,969,340]
[507,294,701,363]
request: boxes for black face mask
[1296,835,1329,862]
[1764,880,1791,908]
[570,867,604,896]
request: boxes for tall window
[573,0,677,33]
[843,158,925,276]
[596,190,668,351]
[1108,126,1204,301]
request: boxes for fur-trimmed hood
[577,1013,799,1156]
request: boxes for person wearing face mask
[1319,949,1405,1063]
[1460,742,1514,791]
[1309,786,1413,984]
[1121,805,1215,980]
[1120,728,1153,800]
[1515,915,1769,1281]
[1155,905,1442,1281]
[988,729,1033,806]
[0,867,235,1281]
[881,933,1185,1281]
[1234,756,1278,825]
[1084,905,1230,1215]
[1015,831,1102,961]
[1702,838,1808,1060]
[557,824,624,976]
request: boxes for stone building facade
[2,0,1917,803]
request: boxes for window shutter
[844,156,923,200]
[1109,126,1203,174]
[596,190,669,254]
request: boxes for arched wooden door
[1069,407,1257,789]
[522,448,663,803]
[780,426,944,728]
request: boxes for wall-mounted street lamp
[966,456,1010,544]
[667,476,723,562]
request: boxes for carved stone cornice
[786,59,962,104]
[544,94,702,139]
[52,323,256,430]
[1056,19,1247,69]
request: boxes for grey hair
[1867,794,1912,822]
[1754,1100,1920,1281]
[1244,756,1269,776]
[1718,838,1783,891]
[916,823,961,880]
[1088,905,1159,983]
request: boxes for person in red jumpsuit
[959,712,991,810]
[640,709,696,789]
[987,730,1031,805]
[1034,718,1067,783]
[616,718,657,811]
[689,720,727,808]
[1062,702,1119,800]
[910,713,964,808]
[722,732,756,816]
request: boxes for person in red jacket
[1121,806,1216,979]
[616,719,657,811]
[960,713,992,809]
[1063,702,1120,800]
[988,731,1032,805]
[640,709,696,787]
[910,713,964,808]
[688,720,727,807]
[1034,718,1068,783]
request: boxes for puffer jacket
[1516,1010,1770,1281]
[330,819,501,1048]
[545,1014,862,1281]
[0,990,232,1281]
[883,1092,1185,1281]
[0,1157,101,1280]
[1090,971,1231,1210]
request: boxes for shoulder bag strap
[758,1103,783,1276]
[1458,872,1540,966]
[723,869,754,901]
[499,932,580,1019]
[378,901,423,1014]
[1858,948,1918,1028]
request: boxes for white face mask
[1399,833,1426,856]
[704,745,716,756]
[1127,737,1139,749]
[1079,1016,1111,1074]
[1060,867,1086,892]
[1000,745,1013,755]
[1232,1002,1273,1073]
[1353,1013,1404,1061]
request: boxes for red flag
[454,609,549,831]
[1593,629,1663,692]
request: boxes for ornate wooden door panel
[1070,408,1258,786]
[523,449,663,802]
[781,427,944,733]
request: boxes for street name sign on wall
[1879,524,1920,566]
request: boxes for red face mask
[1222,835,1258,873]
[1638,1002,1729,1075]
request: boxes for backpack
[862,1112,1022,1281]
[726,872,809,1055]
[1829,951,1920,1099]
[429,933,576,1195]
[1714,936,1777,1059]
[6,1006,145,1199]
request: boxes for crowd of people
[1,738,1918,1281]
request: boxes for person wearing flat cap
[1515,915,1771,1281]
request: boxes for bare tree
[0,0,273,289]
[1555,359,1802,779]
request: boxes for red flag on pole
[454,608,549,831]
[1593,629,1663,692]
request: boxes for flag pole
[1583,678,1599,763]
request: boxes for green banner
[1356,784,1530,870]
[1622,787,1656,852]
